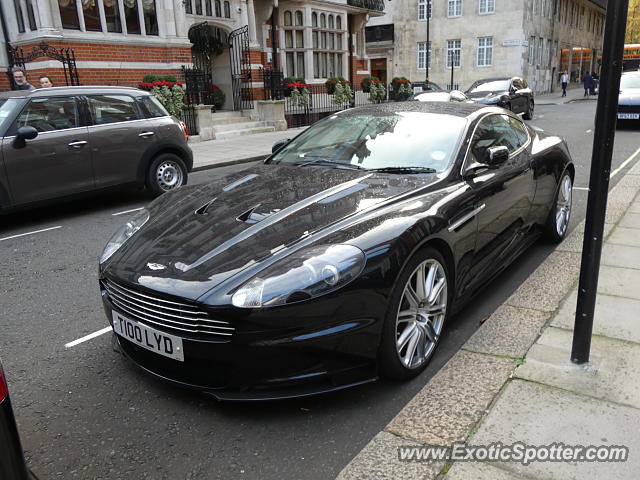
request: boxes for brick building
[0,0,384,110]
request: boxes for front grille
[102,279,234,339]
[617,104,640,113]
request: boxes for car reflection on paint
[99,102,574,400]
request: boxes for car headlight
[99,209,150,264]
[231,244,365,308]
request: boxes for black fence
[181,66,208,136]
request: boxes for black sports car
[99,102,573,400]
[466,77,535,120]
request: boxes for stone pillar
[256,100,287,130]
[173,0,187,38]
[38,0,59,34]
[246,0,259,47]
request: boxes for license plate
[112,311,184,362]
[618,113,640,119]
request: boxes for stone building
[366,0,606,93]
[0,0,383,109]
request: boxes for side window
[139,96,169,118]
[510,78,521,90]
[88,95,140,125]
[470,114,524,163]
[508,117,529,148]
[16,97,79,132]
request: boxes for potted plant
[361,76,380,93]
[284,77,307,97]
[368,81,386,103]
[206,84,226,109]
[325,76,348,95]
[390,77,412,101]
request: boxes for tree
[627,0,640,44]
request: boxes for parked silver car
[617,71,640,121]
[0,86,192,212]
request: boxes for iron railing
[347,0,385,12]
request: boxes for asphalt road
[1,100,638,480]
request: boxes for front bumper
[617,104,640,120]
[100,281,384,400]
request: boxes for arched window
[312,12,318,27]
[320,13,326,28]
[336,15,342,30]
[328,15,334,29]
[224,1,230,18]
[284,10,292,26]
[215,0,221,16]
[295,10,303,26]
[205,0,212,16]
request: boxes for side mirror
[509,85,517,94]
[272,138,290,153]
[485,146,509,167]
[13,126,38,149]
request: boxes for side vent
[195,197,217,216]
[236,204,263,224]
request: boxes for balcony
[347,0,385,12]
[365,24,394,43]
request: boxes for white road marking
[610,146,640,179]
[112,207,144,216]
[573,187,590,191]
[65,326,112,348]
[0,225,62,242]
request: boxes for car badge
[147,262,166,271]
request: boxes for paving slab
[619,212,640,229]
[629,201,640,214]
[597,265,640,300]
[601,243,640,270]
[617,174,640,188]
[607,226,640,247]
[470,380,640,479]
[551,289,640,344]
[630,157,640,175]
[506,251,581,312]
[555,222,614,253]
[385,351,515,446]
[516,327,640,409]
[605,188,640,224]
[445,460,537,480]
[335,431,443,480]
[462,305,549,358]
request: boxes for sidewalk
[337,155,640,478]
[536,85,597,105]
[189,127,307,171]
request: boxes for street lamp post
[425,0,430,90]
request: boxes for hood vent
[195,197,217,216]
[237,204,268,224]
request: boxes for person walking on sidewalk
[561,71,569,97]
[582,71,593,97]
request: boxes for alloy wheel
[555,175,572,236]
[156,161,183,191]
[395,259,447,369]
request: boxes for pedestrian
[12,67,35,90]
[561,71,569,97]
[38,75,53,88]
[582,71,593,97]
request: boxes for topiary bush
[361,76,380,93]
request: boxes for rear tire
[523,100,534,120]
[543,172,573,243]
[379,247,452,380]
[146,153,187,196]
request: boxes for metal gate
[228,26,253,111]
[7,42,80,88]
[181,66,208,136]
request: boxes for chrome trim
[138,131,155,137]
[103,279,234,338]
[448,204,486,232]
[68,140,87,147]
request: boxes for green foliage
[284,77,307,97]
[361,76,380,93]
[290,87,311,108]
[207,89,225,108]
[163,74,177,84]
[627,0,640,43]
[142,74,160,83]
[151,84,185,117]
[332,82,353,108]
[390,77,413,101]
[325,76,348,94]
[368,82,386,103]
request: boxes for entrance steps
[189,110,276,142]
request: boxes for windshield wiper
[295,159,364,170]
[368,166,437,174]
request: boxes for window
[320,14,326,27]
[26,0,37,30]
[295,11,303,26]
[479,0,494,14]
[80,0,101,31]
[140,96,169,118]
[328,15,334,28]
[104,0,123,32]
[143,0,158,35]
[509,117,530,147]
[124,0,141,34]
[88,95,140,125]
[14,0,25,32]
[538,36,544,64]
[417,41,431,70]
[224,1,230,18]
[470,114,524,163]
[447,39,461,67]
[448,0,462,17]
[477,36,493,66]
[284,10,305,77]
[418,0,432,20]
[311,10,346,79]
[284,11,292,26]
[312,12,318,27]
[58,0,80,30]
[205,0,212,16]
[336,15,342,29]
[185,0,192,14]
[215,0,221,17]
[528,36,535,64]
[195,0,202,15]
[16,97,79,132]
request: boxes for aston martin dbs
[99,102,574,400]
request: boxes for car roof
[0,86,148,99]
[339,100,495,119]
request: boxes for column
[173,0,187,38]
[38,0,60,33]
[246,0,259,47]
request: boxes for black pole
[571,0,629,364]
[425,1,430,89]
[450,55,454,89]
[271,6,278,71]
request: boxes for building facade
[366,0,606,93]
[0,0,383,109]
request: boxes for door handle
[138,131,155,138]
[68,140,87,148]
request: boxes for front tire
[146,153,187,196]
[523,100,534,120]
[543,172,573,243]
[379,247,451,380]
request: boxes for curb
[191,154,267,173]
[336,155,640,479]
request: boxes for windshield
[469,80,510,93]
[620,75,640,89]
[269,111,466,172]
